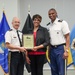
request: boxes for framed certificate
[22,34,34,49]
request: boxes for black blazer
[28,25,50,52]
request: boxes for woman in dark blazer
[26,14,50,75]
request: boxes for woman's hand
[32,46,38,51]
[32,45,44,51]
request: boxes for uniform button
[57,32,59,34]
[55,45,57,47]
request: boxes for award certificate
[23,34,34,49]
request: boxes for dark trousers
[9,52,24,75]
[29,54,45,75]
[50,45,65,75]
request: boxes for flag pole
[3,2,10,75]
[65,59,67,75]
[3,2,5,75]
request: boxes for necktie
[16,30,22,47]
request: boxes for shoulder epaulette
[58,20,63,22]
[9,29,13,31]
[47,22,50,26]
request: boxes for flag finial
[28,4,30,14]
[2,1,5,12]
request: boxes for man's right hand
[19,47,26,52]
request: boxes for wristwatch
[65,50,69,53]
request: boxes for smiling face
[12,17,20,30]
[32,14,42,27]
[48,8,57,23]
[33,18,41,27]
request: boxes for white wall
[0,0,19,28]
[19,0,75,30]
